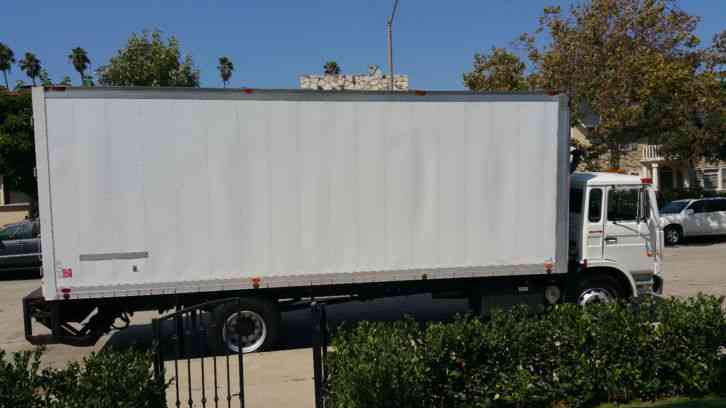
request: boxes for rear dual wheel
[208,298,281,354]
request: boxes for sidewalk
[164,348,314,408]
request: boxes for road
[2,238,725,407]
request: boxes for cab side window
[607,189,639,222]
[588,188,603,222]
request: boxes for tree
[463,47,531,92]
[0,92,36,200]
[324,61,341,75]
[0,43,15,90]
[217,56,234,88]
[60,76,73,86]
[18,52,41,86]
[39,69,52,86]
[69,47,91,85]
[518,0,706,168]
[96,30,200,87]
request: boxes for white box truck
[23,87,663,352]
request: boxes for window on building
[588,188,603,223]
[696,169,719,190]
[608,189,639,222]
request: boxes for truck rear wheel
[208,298,281,354]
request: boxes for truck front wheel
[572,275,622,306]
[209,298,281,354]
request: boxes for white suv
[660,197,726,245]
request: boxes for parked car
[660,197,726,245]
[0,219,42,273]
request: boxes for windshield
[661,201,688,214]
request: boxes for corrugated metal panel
[34,88,568,300]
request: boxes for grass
[599,396,726,407]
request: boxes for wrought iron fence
[152,298,245,408]
[311,302,329,408]
[152,298,331,408]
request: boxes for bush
[0,347,167,408]
[326,296,726,408]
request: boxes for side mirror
[685,209,695,216]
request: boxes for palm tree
[217,56,234,88]
[0,43,15,90]
[18,52,41,86]
[68,47,91,85]
[324,61,340,75]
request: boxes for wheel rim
[666,229,679,244]
[222,310,267,353]
[577,287,615,306]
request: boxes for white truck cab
[569,172,663,304]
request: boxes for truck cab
[569,172,663,304]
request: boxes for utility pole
[387,0,400,91]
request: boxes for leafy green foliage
[97,30,199,87]
[463,47,531,92]
[0,91,36,200]
[468,0,725,168]
[68,47,91,86]
[18,52,41,86]
[0,347,167,408]
[0,43,15,90]
[217,56,234,88]
[327,296,726,408]
[324,61,341,76]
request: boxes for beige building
[571,127,725,193]
[299,65,408,91]
[0,175,31,226]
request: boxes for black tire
[570,275,623,306]
[208,298,281,354]
[664,225,682,246]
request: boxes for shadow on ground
[104,294,470,358]
[675,235,726,247]
[0,268,41,281]
[605,397,726,407]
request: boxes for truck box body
[32,87,570,301]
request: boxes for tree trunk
[79,70,84,86]
[2,70,8,90]
[31,76,36,86]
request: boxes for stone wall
[299,65,408,91]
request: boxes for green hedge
[327,296,726,408]
[0,347,167,408]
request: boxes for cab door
[602,187,650,273]
[583,187,605,260]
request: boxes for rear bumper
[22,288,54,345]
[22,289,102,347]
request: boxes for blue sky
[2,1,724,90]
